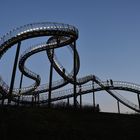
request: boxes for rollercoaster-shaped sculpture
[0,22,140,112]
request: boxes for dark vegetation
[0,104,140,140]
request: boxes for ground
[0,106,139,140]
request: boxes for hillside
[0,106,140,140]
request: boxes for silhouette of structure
[0,22,140,113]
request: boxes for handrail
[94,76,140,112]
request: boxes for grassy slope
[0,107,140,140]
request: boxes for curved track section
[0,22,78,96]
[38,78,140,112]
[0,22,140,113]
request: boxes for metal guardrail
[0,22,78,46]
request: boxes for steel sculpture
[0,22,140,113]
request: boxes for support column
[79,85,82,108]
[92,81,96,108]
[8,42,21,104]
[34,95,37,106]
[32,95,34,107]
[137,94,140,109]
[80,94,82,108]
[37,93,40,106]
[117,100,120,114]
[48,48,54,108]
[1,96,5,106]
[67,98,69,107]
[17,73,23,106]
[73,41,77,108]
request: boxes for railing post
[73,41,77,108]
[8,42,21,104]
[117,100,120,113]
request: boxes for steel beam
[137,94,140,109]
[37,93,40,105]
[1,97,5,106]
[92,81,96,108]
[79,85,82,108]
[67,98,70,107]
[17,73,23,106]
[117,100,120,113]
[73,41,77,108]
[80,94,82,108]
[32,95,34,106]
[48,48,54,108]
[8,42,21,104]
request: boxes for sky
[0,0,140,113]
